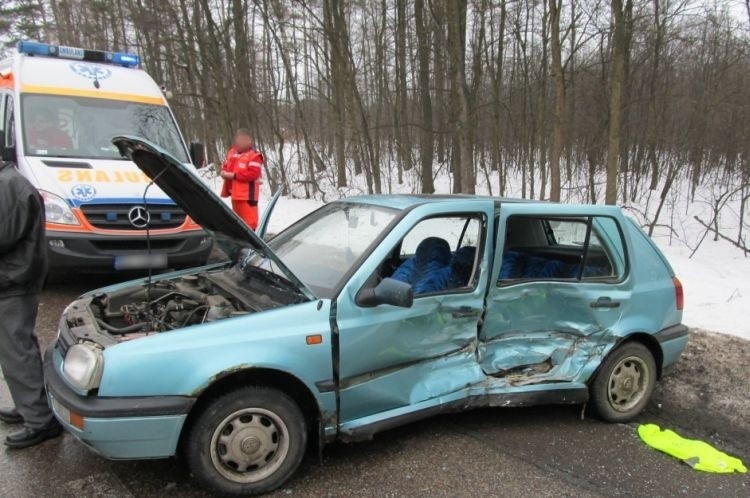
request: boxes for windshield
[240,203,398,298]
[21,94,189,162]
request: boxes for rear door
[481,203,631,382]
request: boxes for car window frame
[398,214,483,257]
[497,214,629,287]
[379,211,488,299]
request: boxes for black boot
[4,419,63,449]
[0,407,23,425]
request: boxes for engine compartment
[89,271,284,341]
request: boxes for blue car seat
[445,246,477,288]
[391,237,452,294]
[499,250,610,280]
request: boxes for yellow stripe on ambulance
[57,169,152,184]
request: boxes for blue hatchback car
[45,137,687,495]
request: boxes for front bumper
[45,229,213,271]
[44,347,195,459]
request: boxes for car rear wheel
[186,386,307,496]
[589,342,656,423]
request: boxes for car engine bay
[85,268,305,341]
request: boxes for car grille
[80,203,186,230]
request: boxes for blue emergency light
[16,41,140,68]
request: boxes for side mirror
[0,133,15,163]
[189,141,205,168]
[357,277,414,308]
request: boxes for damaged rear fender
[580,331,666,385]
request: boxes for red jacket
[220,147,263,204]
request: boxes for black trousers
[0,294,53,429]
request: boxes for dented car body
[44,138,687,495]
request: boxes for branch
[693,216,750,255]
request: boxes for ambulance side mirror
[189,142,206,169]
[0,133,15,163]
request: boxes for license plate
[114,253,168,270]
[50,395,70,424]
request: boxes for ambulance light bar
[16,41,140,68]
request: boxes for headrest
[452,246,476,270]
[414,237,451,266]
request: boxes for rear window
[499,215,627,284]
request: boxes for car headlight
[63,344,104,391]
[40,190,79,225]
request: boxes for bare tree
[548,0,564,202]
[605,0,632,205]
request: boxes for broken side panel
[480,281,621,382]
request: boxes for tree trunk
[548,0,564,202]
[605,0,632,205]
[415,0,434,193]
[445,0,474,194]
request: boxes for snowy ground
[201,158,750,340]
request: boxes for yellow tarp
[638,424,747,474]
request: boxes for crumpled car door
[480,203,631,384]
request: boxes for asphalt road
[1,275,748,497]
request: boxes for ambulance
[0,41,212,271]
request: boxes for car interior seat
[391,237,452,294]
[446,246,477,288]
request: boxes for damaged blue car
[45,137,687,496]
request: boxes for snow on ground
[201,155,750,340]
[659,241,750,337]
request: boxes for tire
[185,386,307,496]
[589,342,657,423]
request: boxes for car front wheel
[589,342,656,423]
[186,386,307,496]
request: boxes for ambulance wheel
[186,386,307,496]
[590,342,656,423]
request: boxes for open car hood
[112,136,314,299]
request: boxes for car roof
[340,194,539,211]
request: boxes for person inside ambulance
[25,109,72,152]
[220,128,263,230]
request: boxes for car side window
[400,216,480,257]
[499,215,626,285]
[380,214,484,296]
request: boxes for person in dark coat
[0,161,62,448]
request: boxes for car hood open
[112,136,314,299]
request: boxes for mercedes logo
[127,206,151,229]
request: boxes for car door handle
[442,306,482,319]
[590,297,620,309]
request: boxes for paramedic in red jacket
[220,128,263,230]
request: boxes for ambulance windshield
[21,94,189,162]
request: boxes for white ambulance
[0,41,211,271]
